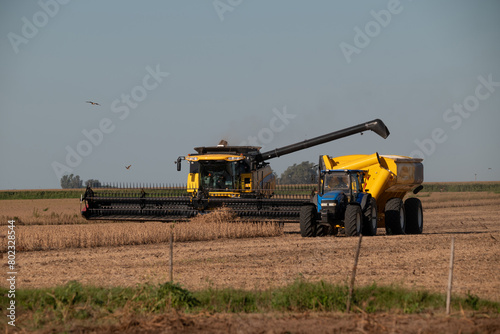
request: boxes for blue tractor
[300,169,378,237]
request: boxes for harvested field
[0,192,499,332]
[56,312,500,334]
[1,192,498,300]
[0,198,88,225]
[1,208,282,251]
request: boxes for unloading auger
[81,119,390,222]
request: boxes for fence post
[169,232,174,283]
[347,234,363,313]
[446,237,455,315]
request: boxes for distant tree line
[60,174,101,189]
[60,162,319,188]
[278,161,317,184]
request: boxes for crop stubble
[0,192,499,303]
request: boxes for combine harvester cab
[81,119,391,222]
[321,153,424,235]
[179,143,276,199]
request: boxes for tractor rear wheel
[404,198,423,234]
[385,198,406,235]
[362,197,378,236]
[300,205,317,237]
[345,204,362,237]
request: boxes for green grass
[2,280,498,330]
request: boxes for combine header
[81,119,390,222]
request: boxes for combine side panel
[187,173,199,193]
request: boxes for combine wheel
[362,197,378,236]
[385,198,406,235]
[345,204,362,237]
[404,198,423,234]
[300,205,318,237]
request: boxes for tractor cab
[314,169,371,235]
[320,169,366,203]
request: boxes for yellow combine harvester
[82,119,391,222]
[308,153,423,237]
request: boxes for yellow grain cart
[322,153,424,234]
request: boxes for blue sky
[1,0,499,189]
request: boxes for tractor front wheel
[345,204,362,237]
[300,205,317,237]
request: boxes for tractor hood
[320,191,344,201]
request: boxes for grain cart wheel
[362,197,378,236]
[385,198,406,235]
[345,204,362,237]
[404,198,423,234]
[300,205,317,237]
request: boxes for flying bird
[125,165,132,170]
[86,101,100,106]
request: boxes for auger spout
[258,119,389,161]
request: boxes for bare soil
[66,312,500,334]
[1,192,500,333]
